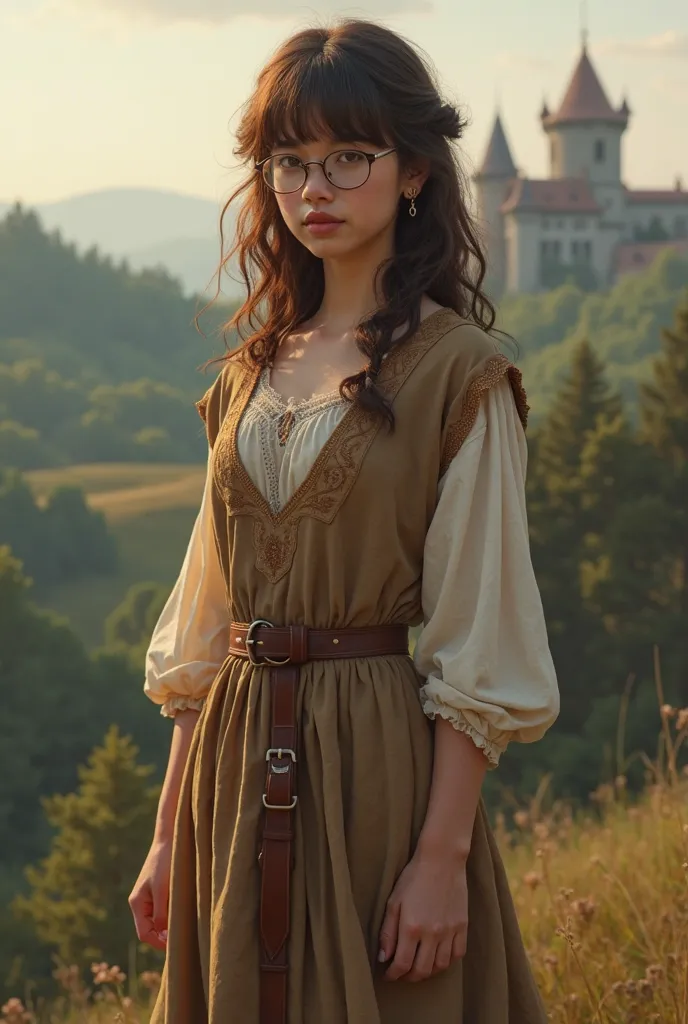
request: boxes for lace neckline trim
[255,366,345,419]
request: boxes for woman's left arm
[379,372,559,982]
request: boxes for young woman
[129,19,559,1024]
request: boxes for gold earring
[408,187,419,218]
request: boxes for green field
[24,463,206,648]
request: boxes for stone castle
[474,40,688,294]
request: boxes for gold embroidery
[439,356,530,477]
[213,309,461,583]
[195,390,210,424]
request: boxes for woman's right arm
[129,442,229,949]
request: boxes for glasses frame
[255,147,397,194]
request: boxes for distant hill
[0,188,242,300]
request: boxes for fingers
[385,927,466,983]
[451,928,467,961]
[378,899,401,966]
[431,937,454,976]
[129,886,168,951]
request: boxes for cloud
[494,52,553,73]
[598,31,688,60]
[56,0,433,24]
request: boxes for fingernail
[378,949,387,962]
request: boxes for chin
[299,229,376,261]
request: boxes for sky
[1,0,687,206]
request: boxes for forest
[0,202,687,1005]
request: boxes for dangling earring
[407,186,419,218]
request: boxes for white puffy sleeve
[413,374,559,769]
[143,446,229,717]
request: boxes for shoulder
[195,351,251,445]
[414,311,529,473]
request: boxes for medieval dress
[144,307,560,1023]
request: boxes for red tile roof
[615,240,688,276]
[625,187,688,206]
[501,177,601,215]
[542,46,628,127]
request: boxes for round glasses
[256,147,396,194]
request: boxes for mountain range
[0,187,243,300]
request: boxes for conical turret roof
[476,113,517,179]
[542,45,628,126]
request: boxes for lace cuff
[160,695,207,718]
[419,690,506,770]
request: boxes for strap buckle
[245,618,291,666]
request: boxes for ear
[400,158,430,197]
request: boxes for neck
[317,229,394,334]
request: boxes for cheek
[276,194,301,227]
[353,176,400,227]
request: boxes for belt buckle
[245,618,291,667]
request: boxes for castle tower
[473,112,518,295]
[541,41,629,228]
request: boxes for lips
[304,212,343,225]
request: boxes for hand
[378,850,468,982]
[128,838,172,952]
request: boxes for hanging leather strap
[230,619,410,1024]
[259,662,298,1024]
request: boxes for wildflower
[140,971,162,991]
[660,703,676,719]
[543,953,558,969]
[645,964,663,983]
[523,871,542,891]
[0,999,32,1023]
[571,897,596,923]
[677,707,688,731]
[91,961,126,986]
[614,774,627,790]
[513,810,529,829]
[533,823,550,841]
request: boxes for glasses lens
[263,155,306,193]
[323,151,370,189]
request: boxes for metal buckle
[263,748,297,809]
[245,619,291,666]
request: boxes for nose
[301,161,335,203]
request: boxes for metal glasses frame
[255,147,397,193]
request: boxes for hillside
[23,463,204,647]
[498,247,688,418]
[0,187,242,300]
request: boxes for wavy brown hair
[197,18,498,428]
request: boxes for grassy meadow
[24,463,205,647]
[3,759,687,1023]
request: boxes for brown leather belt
[229,619,409,1024]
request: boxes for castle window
[594,140,605,163]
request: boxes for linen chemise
[145,309,559,1024]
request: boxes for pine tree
[527,341,624,730]
[536,339,624,490]
[14,727,161,966]
[639,293,688,693]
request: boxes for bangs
[258,50,392,154]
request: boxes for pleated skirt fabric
[150,653,546,1024]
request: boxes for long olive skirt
[150,653,546,1023]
